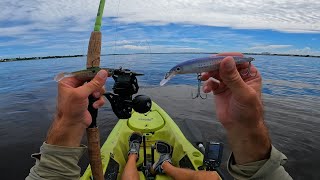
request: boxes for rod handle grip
[86,128,104,180]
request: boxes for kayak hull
[81,101,207,180]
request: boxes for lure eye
[176,67,181,72]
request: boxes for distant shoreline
[0,54,85,62]
[1,52,319,62]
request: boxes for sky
[0,0,319,58]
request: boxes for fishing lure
[54,67,114,82]
[54,67,144,82]
[160,56,255,98]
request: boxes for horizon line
[1,52,319,62]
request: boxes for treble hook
[240,60,257,77]
[192,74,207,99]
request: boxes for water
[0,54,319,179]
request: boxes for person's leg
[151,150,172,174]
[162,161,220,180]
[151,141,218,180]
[121,132,142,180]
[121,154,139,180]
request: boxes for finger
[93,91,101,98]
[92,86,106,98]
[93,97,106,109]
[200,71,219,81]
[216,52,244,57]
[203,78,220,93]
[59,77,84,88]
[219,56,250,97]
[77,70,108,97]
[236,62,249,70]
[239,65,259,79]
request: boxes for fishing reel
[104,68,152,119]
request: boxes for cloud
[113,43,203,53]
[248,45,293,51]
[246,45,320,55]
[120,44,149,50]
[104,0,320,33]
[0,0,319,58]
[1,0,319,34]
[0,25,34,37]
[286,47,320,55]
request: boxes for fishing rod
[86,0,106,180]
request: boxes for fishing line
[138,39,153,88]
[112,0,121,68]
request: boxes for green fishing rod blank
[94,0,106,32]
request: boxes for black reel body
[104,68,151,119]
[112,69,139,96]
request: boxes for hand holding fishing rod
[46,70,108,147]
[201,52,271,164]
[84,1,106,179]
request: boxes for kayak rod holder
[143,135,147,166]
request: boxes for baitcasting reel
[104,68,152,119]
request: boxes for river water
[0,54,319,179]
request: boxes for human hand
[46,70,108,147]
[201,52,271,164]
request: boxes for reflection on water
[0,54,319,179]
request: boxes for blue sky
[0,0,319,58]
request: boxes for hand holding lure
[160,56,255,99]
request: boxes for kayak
[81,101,213,180]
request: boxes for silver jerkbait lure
[160,56,255,86]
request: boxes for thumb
[219,56,249,97]
[78,70,108,97]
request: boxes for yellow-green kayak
[81,101,214,180]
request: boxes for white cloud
[114,40,133,45]
[105,0,320,33]
[0,25,34,36]
[248,45,293,51]
[110,43,203,53]
[246,45,320,55]
[0,0,319,58]
[120,45,149,50]
[286,47,320,55]
[143,45,203,53]
[1,0,319,34]
[164,47,202,52]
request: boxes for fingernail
[97,70,108,79]
[93,91,100,98]
[225,57,235,71]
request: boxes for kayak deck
[81,102,207,180]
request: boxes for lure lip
[160,72,176,86]
[160,64,182,86]
[54,72,68,82]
